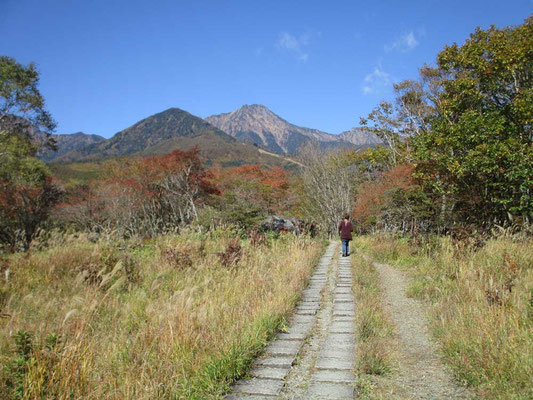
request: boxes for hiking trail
[367,261,472,399]
[224,243,471,399]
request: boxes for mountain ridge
[53,107,295,168]
[339,127,383,146]
[37,132,105,162]
[50,105,382,165]
[206,104,381,154]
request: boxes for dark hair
[344,213,350,219]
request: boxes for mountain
[205,104,351,154]
[339,127,382,146]
[38,132,105,162]
[54,108,296,168]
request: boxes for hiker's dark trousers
[341,239,350,256]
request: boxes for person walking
[338,213,354,257]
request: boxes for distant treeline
[1,16,532,251]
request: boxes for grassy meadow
[0,229,324,399]
[354,234,533,399]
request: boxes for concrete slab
[224,394,275,399]
[306,382,354,399]
[321,342,355,352]
[251,366,290,380]
[311,369,355,384]
[301,296,321,302]
[326,333,356,343]
[333,310,355,317]
[295,309,317,316]
[234,378,285,396]
[296,304,320,310]
[299,299,320,304]
[330,321,355,334]
[332,316,355,322]
[265,340,302,356]
[315,357,354,371]
[333,304,355,313]
[255,356,294,368]
[333,299,353,304]
[286,323,313,336]
[334,294,353,299]
[290,315,316,324]
[335,288,352,294]
[319,347,356,360]
[276,331,306,341]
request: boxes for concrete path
[225,242,356,400]
[304,251,355,399]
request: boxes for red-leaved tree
[55,147,219,237]
[353,164,433,234]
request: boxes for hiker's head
[344,213,350,220]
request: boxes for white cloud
[362,66,392,95]
[276,32,310,62]
[278,33,299,50]
[385,31,419,52]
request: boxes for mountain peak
[155,107,189,117]
[233,104,275,117]
[239,104,269,111]
[206,105,344,154]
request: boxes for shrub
[217,238,243,267]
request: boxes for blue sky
[1,0,531,138]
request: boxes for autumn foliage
[53,149,303,236]
[353,164,431,233]
[55,147,219,236]
[201,163,299,229]
[212,164,294,213]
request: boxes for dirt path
[370,261,472,399]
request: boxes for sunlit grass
[354,234,533,399]
[0,229,324,399]
[351,254,395,376]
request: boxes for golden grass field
[0,230,324,399]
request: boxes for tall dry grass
[351,254,395,377]
[0,229,324,399]
[355,234,533,399]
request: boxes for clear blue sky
[1,0,531,138]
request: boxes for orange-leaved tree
[353,164,432,234]
[209,164,298,228]
[55,147,219,237]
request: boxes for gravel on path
[370,261,473,400]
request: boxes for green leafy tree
[413,16,533,226]
[361,16,533,229]
[0,56,61,250]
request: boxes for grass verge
[351,252,396,397]
[354,234,533,399]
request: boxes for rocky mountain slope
[54,108,294,168]
[38,132,105,162]
[339,127,382,146]
[206,104,381,154]
[206,104,342,153]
